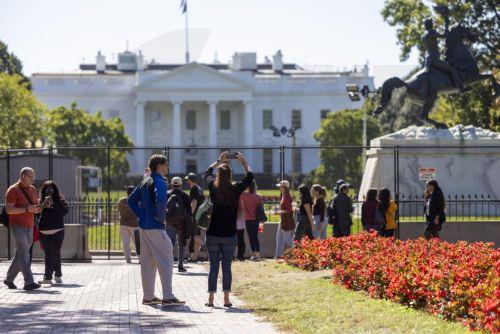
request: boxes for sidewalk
[0,260,279,333]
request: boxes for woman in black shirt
[37,181,68,284]
[204,151,253,308]
[293,184,315,241]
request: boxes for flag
[180,0,187,14]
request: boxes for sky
[0,0,420,86]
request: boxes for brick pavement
[0,259,279,333]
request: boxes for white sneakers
[54,276,62,284]
[38,277,62,284]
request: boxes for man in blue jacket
[128,154,185,306]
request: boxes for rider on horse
[422,18,466,93]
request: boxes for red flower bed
[284,233,500,333]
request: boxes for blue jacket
[128,172,168,229]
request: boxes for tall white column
[135,100,146,173]
[208,100,218,163]
[243,100,254,168]
[171,100,182,173]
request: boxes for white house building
[31,50,373,175]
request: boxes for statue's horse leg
[419,97,448,129]
[372,77,407,116]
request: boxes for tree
[0,39,31,89]
[309,102,382,190]
[0,73,47,148]
[46,103,134,183]
[380,0,499,131]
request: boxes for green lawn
[87,224,122,251]
[232,261,470,334]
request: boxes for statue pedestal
[359,125,500,202]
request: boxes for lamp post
[345,84,376,167]
[270,125,297,191]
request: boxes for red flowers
[284,233,500,333]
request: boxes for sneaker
[250,256,258,261]
[54,277,62,284]
[162,297,186,306]
[126,258,132,264]
[178,267,187,273]
[142,297,162,305]
[38,279,53,285]
[3,280,17,289]
[24,283,41,291]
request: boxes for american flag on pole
[180,0,187,14]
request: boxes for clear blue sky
[0,0,419,86]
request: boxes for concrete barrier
[0,224,90,260]
[399,221,500,247]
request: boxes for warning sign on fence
[419,167,436,180]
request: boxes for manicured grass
[87,224,122,251]
[231,261,470,334]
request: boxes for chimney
[230,52,257,71]
[136,50,145,71]
[96,51,106,73]
[272,50,283,72]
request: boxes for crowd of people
[2,153,446,309]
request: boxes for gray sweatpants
[6,226,34,285]
[139,228,175,300]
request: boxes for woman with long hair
[274,180,295,258]
[378,187,397,238]
[312,184,327,239]
[361,188,380,233]
[424,180,446,240]
[37,180,68,284]
[293,184,315,241]
[204,151,253,308]
[239,180,264,261]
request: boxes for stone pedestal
[359,125,500,202]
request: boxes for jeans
[333,223,350,237]
[206,234,237,292]
[39,229,65,279]
[294,214,314,242]
[6,226,34,285]
[245,220,260,252]
[313,215,327,240]
[275,228,294,258]
[166,225,186,269]
[236,229,246,260]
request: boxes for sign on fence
[419,167,437,181]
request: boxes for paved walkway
[0,260,279,333]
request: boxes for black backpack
[167,193,186,221]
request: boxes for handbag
[194,197,213,230]
[280,212,296,231]
[256,204,268,223]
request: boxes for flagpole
[184,1,190,64]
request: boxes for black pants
[245,220,260,252]
[333,223,350,238]
[424,224,441,240]
[294,215,314,241]
[236,229,246,260]
[39,229,65,279]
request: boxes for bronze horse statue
[373,24,499,129]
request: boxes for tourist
[274,180,295,258]
[128,154,185,306]
[185,173,204,262]
[165,177,191,272]
[329,183,353,237]
[236,204,246,261]
[204,151,253,308]
[118,186,139,263]
[312,184,327,240]
[378,188,398,237]
[3,167,47,291]
[423,180,446,240]
[240,180,264,261]
[293,184,315,241]
[361,188,380,233]
[333,179,346,195]
[37,181,68,284]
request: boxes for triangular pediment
[137,63,252,91]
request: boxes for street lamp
[345,84,376,167]
[270,125,298,191]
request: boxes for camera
[227,152,240,159]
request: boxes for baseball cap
[184,173,197,181]
[171,177,183,187]
[276,180,290,188]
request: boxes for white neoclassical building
[32,50,373,175]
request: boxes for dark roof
[79,63,302,73]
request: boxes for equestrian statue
[373,5,499,129]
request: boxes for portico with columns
[133,63,254,173]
